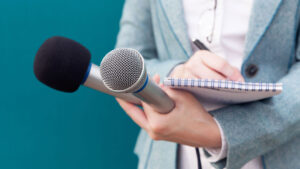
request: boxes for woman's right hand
[170,50,244,81]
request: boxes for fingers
[190,61,226,80]
[115,74,162,131]
[170,64,196,78]
[170,64,206,79]
[170,51,245,82]
[116,98,149,129]
[194,51,244,81]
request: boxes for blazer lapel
[158,0,193,57]
[244,0,283,58]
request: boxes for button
[245,64,258,78]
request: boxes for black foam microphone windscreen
[34,36,91,92]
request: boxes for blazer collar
[158,0,193,57]
[244,0,283,58]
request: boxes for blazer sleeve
[115,0,186,79]
[210,30,300,169]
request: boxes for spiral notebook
[163,78,283,111]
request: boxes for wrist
[198,115,222,148]
[185,111,221,148]
[200,110,222,148]
[208,120,222,148]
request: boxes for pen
[192,39,210,51]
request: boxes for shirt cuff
[204,118,228,162]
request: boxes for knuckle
[149,122,167,135]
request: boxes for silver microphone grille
[100,48,144,91]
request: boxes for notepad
[163,78,283,111]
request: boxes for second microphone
[100,48,175,114]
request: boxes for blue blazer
[116,0,300,169]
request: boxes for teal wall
[0,0,140,169]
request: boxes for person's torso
[134,0,300,169]
[179,0,262,169]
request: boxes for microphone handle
[83,64,141,104]
[133,76,175,114]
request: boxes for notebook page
[164,78,282,111]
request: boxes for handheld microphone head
[34,36,91,92]
[100,48,175,113]
[100,48,147,93]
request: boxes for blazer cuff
[204,118,228,162]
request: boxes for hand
[116,75,221,148]
[170,50,244,81]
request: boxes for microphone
[100,48,175,114]
[33,36,140,104]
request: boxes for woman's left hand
[116,75,221,148]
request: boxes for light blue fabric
[115,0,300,169]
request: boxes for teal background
[0,0,140,169]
